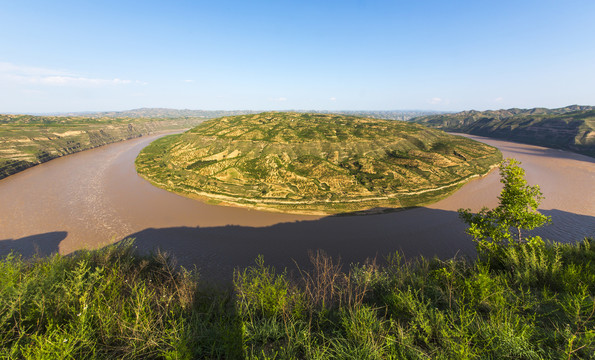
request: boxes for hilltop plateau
[412,105,595,157]
[136,112,501,214]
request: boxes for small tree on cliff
[458,158,551,253]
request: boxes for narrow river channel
[0,133,593,280]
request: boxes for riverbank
[0,114,204,180]
[2,237,594,359]
[411,106,595,158]
[136,161,500,216]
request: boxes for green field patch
[186,159,217,170]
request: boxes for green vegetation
[2,237,594,359]
[0,114,205,180]
[136,112,501,214]
[411,105,595,157]
[459,159,552,255]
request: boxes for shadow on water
[119,207,595,284]
[0,231,67,258]
[533,209,595,242]
[120,207,477,283]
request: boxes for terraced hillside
[136,112,502,214]
[0,114,204,180]
[412,105,595,157]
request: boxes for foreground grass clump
[2,238,594,359]
[236,242,595,359]
[0,241,242,359]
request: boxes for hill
[411,105,595,157]
[136,112,501,214]
[0,114,205,180]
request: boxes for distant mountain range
[58,108,262,119]
[411,105,595,157]
[58,108,441,121]
[299,110,442,121]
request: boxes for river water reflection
[0,133,593,279]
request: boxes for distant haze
[1,1,594,113]
[40,108,442,122]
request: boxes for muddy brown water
[0,133,593,281]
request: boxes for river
[0,133,593,280]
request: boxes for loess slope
[0,114,205,180]
[412,105,595,157]
[136,112,502,214]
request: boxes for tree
[458,158,551,253]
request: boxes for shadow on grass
[0,231,67,258]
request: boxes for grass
[1,238,594,359]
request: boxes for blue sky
[1,0,594,113]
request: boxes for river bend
[0,133,593,279]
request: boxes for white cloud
[0,62,138,87]
[427,97,451,105]
[494,97,504,102]
[329,97,336,101]
[0,62,73,77]
[183,79,195,83]
[20,89,45,95]
[39,76,132,86]
[269,97,287,102]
